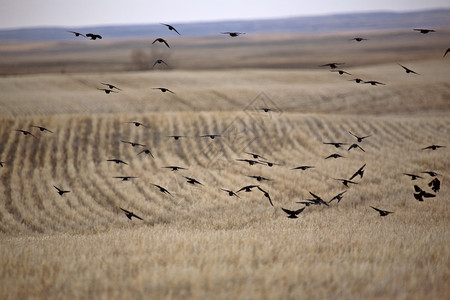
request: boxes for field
[0,31,449,299]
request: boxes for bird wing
[370,206,381,212]
[294,207,306,214]
[163,40,170,48]
[282,208,294,215]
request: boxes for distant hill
[1,9,449,41]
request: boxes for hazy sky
[1,0,449,29]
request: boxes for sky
[0,0,449,29]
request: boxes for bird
[184,176,203,185]
[15,129,37,139]
[413,29,435,34]
[236,185,259,193]
[296,201,316,206]
[349,78,364,83]
[67,31,85,37]
[97,88,118,94]
[421,171,440,177]
[0,161,5,167]
[121,140,146,147]
[151,184,172,196]
[413,189,436,202]
[101,83,122,90]
[221,32,245,37]
[259,160,281,167]
[348,143,365,152]
[281,207,306,219]
[444,48,450,57]
[370,206,393,216]
[291,165,315,171]
[428,178,440,193]
[422,145,445,150]
[363,81,385,86]
[54,185,70,196]
[126,121,147,127]
[307,192,329,206]
[348,131,371,142]
[325,153,344,159]
[320,63,344,69]
[335,179,358,187]
[350,37,368,42]
[161,23,181,35]
[113,176,138,181]
[30,125,53,133]
[86,33,102,40]
[236,159,263,166]
[162,166,187,171]
[119,207,143,220]
[137,149,154,158]
[331,70,351,75]
[323,142,347,148]
[168,135,186,140]
[152,59,169,68]
[328,191,347,204]
[256,107,276,113]
[153,87,175,94]
[201,134,221,139]
[152,38,170,48]
[107,159,128,165]
[247,175,272,182]
[257,186,274,207]
[403,173,423,180]
[349,164,366,180]
[221,188,240,198]
[398,64,419,75]
[244,152,266,160]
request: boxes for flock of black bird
[1,24,447,223]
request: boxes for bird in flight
[184,176,203,185]
[152,38,170,48]
[113,176,138,181]
[31,125,53,133]
[398,64,419,75]
[151,184,172,196]
[348,131,371,142]
[320,63,344,69]
[413,28,435,34]
[97,88,118,94]
[236,185,259,193]
[257,186,274,206]
[101,83,122,90]
[349,78,364,83]
[0,161,5,167]
[15,129,37,139]
[236,159,263,166]
[350,37,368,42]
[121,140,146,147]
[444,48,450,57]
[306,192,329,206]
[126,121,147,127]
[221,32,245,37]
[403,173,423,180]
[256,107,277,113]
[221,188,240,198]
[86,33,102,40]
[152,59,169,68]
[201,134,221,139]
[162,166,187,171]
[245,152,266,160]
[291,165,315,171]
[247,175,272,182]
[348,143,365,152]
[168,135,186,140]
[335,179,358,187]
[330,70,351,75]
[107,159,128,165]
[281,207,306,218]
[137,149,154,158]
[153,87,175,94]
[67,31,85,37]
[323,142,347,148]
[328,191,347,204]
[259,160,281,167]
[413,185,436,201]
[54,185,70,196]
[325,153,344,159]
[422,145,445,150]
[119,207,143,220]
[421,171,440,177]
[161,23,181,35]
[363,81,385,86]
[428,178,440,193]
[370,206,393,216]
[349,164,366,180]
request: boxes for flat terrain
[0,32,449,299]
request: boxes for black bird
[15,129,37,139]
[67,31,85,37]
[349,164,366,180]
[370,206,393,216]
[398,64,419,75]
[31,125,53,133]
[428,178,440,193]
[349,78,364,83]
[403,173,423,180]
[335,179,358,187]
[126,121,147,127]
[348,143,365,152]
[97,88,118,94]
[323,142,347,148]
[184,176,203,185]
[307,192,329,206]
[113,176,138,181]
[413,29,435,34]
[162,166,187,171]
[245,152,266,160]
[421,171,440,177]
[137,149,154,158]
[236,185,259,193]
[221,188,240,198]
[221,32,245,37]
[247,175,272,182]
[201,134,221,139]
[422,145,445,150]
[281,207,306,219]
[161,23,181,35]
[0,161,5,167]
[236,159,263,166]
[325,153,344,159]
[320,63,344,69]
[331,70,351,75]
[119,207,143,220]
[328,191,347,204]
[257,186,274,206]
[153,87,175,94]
[168,135,186,140]
[363,81,385,86]
[54,185,70,196]
[291,165,315,171]
[256,107,277,113]
[86,33,102,40]
[296,201,316,206]
[121,140,146,147]
[107,159,128,165]
[151,184,172,196]
[348,131,371,142]
[350,37,368,42]
[444,48,450,57]
[259,160,281,167]
[101,83,122,90]
[152,38,170,48]
[413,190,436,202]
[152,59,169,68]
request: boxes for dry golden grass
[0,51,449,298]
